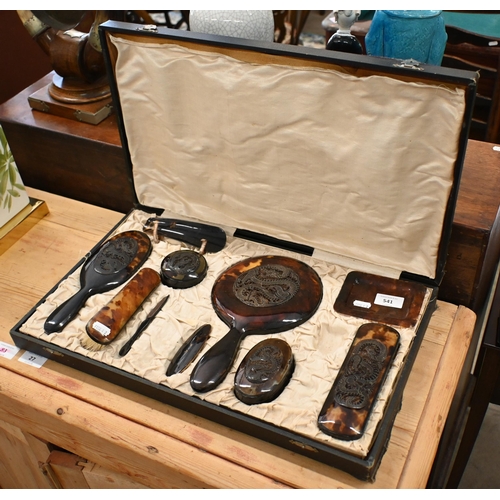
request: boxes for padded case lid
[100,22,476,283]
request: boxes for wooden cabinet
[0,421,53,488]
[439,140,500,313]
[0,11,52,105]
[443,262,500,487]
[0,421,148,489]
[0,74,136,214]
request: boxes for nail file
[118,294,169,357]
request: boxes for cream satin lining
[110,36,465,280]
[21,211,431,458]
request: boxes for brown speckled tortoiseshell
[318,323,400,440]
[86,267,161,344]
[234,338,295,405]
[190,255,323,393]
[334,271,427,328]
[44,230,153,334]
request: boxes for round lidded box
[160,249,208,289]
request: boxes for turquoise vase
[365,10,448,65]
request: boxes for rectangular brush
[83,267,161,350]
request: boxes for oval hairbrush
[44,230,152,334]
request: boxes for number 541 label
[374,293,404,309]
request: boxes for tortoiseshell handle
[86,268,161,344]
[144,217,226,253]
[44,231,152,334]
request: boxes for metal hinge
[42,346,64,357]
[289,439,318,452]
[29,98,50,112]
[393,58,425,71]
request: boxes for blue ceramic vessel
[365,10,448,65]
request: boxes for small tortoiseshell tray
[334,271,427,328]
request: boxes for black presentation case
[10,20,477,481]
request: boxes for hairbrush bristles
[80,334,106,351]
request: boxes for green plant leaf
[0,171,8,195]
[8,188,20,197]
[2,156,12,174]
[0,154,8,172]
[0,129,7,154]
[8,163,17,185]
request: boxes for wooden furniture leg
[446,346,500,487]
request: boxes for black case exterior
[10,287,437,481]
[10,21,476,481]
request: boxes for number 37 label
[19,351,47,368]
[374,293,404,309]
[0,342,47,368]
